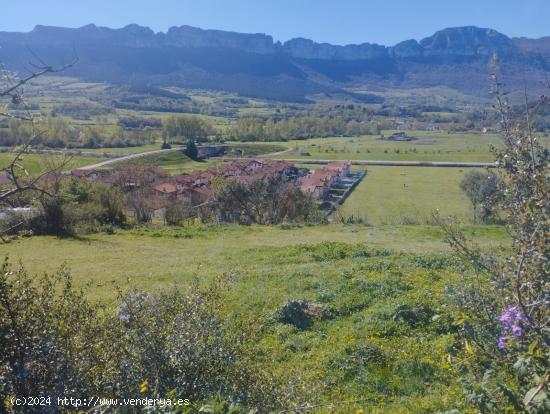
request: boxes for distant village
[69,158,360,220]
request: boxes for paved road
[221,157,498,168]
[73,146,496,171]
[76,147,183,170]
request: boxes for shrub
[275,300,331,329]
[439,76,550,412]
[459,170,501,223]
[0,260,286,412]
[164,202,194,226]
[212,176,315,225]
[30,195,76,236]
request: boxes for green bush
[0,260,286,413]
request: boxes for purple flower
[512,325,522,337]
[498,305,522,329]
[497,305,526,348]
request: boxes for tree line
[225,116,381,141]
[0,117,158,149]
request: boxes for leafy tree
[162,115,212,144]
[460,170,501,223]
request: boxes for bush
[459,170,501,223]
[212,176,316,225]
[275,300,331,329]
[0,260,286,412]
[165,202,194,226]
[29,195,76,236]
[440,79,550,412]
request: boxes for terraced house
[300,160,352,200]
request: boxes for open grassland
[0,153,103,175]
[336,166,475,224]
[2,224,507,302]
[106,150,214,175]
[2,224,507,412]
[272,131,504,162]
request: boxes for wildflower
[498,305,521,330]
[497,305,525,349]
[512,325,522,337]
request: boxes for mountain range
[0,24,549,102]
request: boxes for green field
[273,131,505,162]
[336,166,475,224]
[2,224,507,412]
[2,77,526,412]
[0,153,104,175]
[81,142,167,155]
[2,224,506,302]
[114,150,213,175]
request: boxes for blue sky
[1,0,549,45]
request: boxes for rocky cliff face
[0,24,547,102]
[419,26,515,57]
[283,38,387,60]
[389,40,424,59]
[513,36,550,57]
[164,25,278,54]
[0,24,534,59]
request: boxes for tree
[212,175,315,224]
[0,56,78,240]
[460,170,501,223]
[184,139,198,160]
[162,115,212,144]
[0,54,77,207]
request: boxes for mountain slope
[0,24,547,102]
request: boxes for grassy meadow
[2,224,508,412]
[274,131,504,162]
[1,224,507,302]
[0,152,104,175]
[336,166,476,224]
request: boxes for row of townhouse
[69,159,298,220]
[300,161,352,199]
[152,158,297,205]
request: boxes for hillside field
[1,224,508,412]
[0,152,104,175]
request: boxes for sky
[1,0,549,45]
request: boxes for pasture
[0,152,104,175]
[336,166,476,224]
[2,224,507,302]
[273,131,504,162]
